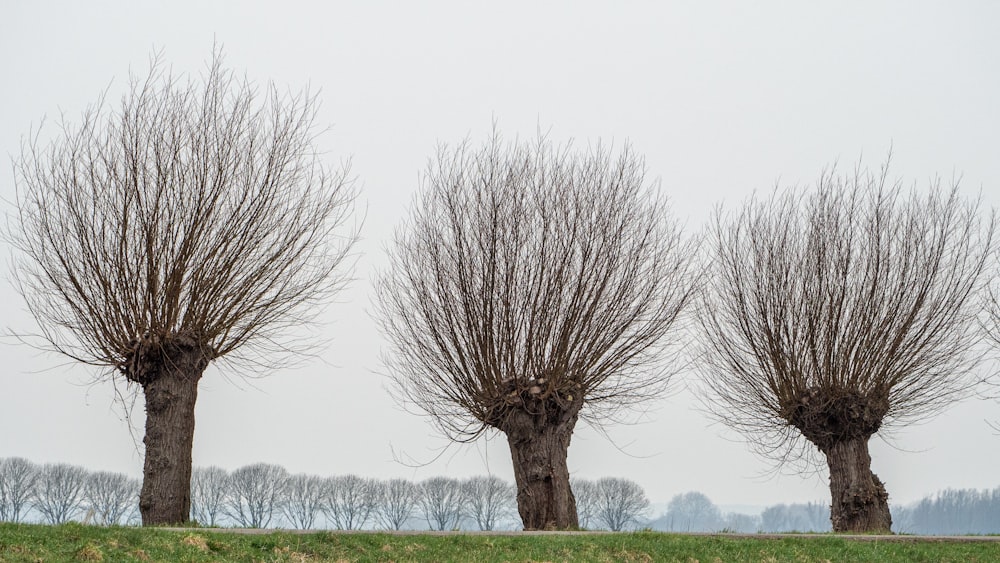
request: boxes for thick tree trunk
[132,339,209,525]
[505,417,579,530]
[824,436,892,533]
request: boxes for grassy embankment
[2,522,999,562]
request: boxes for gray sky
[2,1,999,511]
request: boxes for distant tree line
[0,458,139,525]
[894,489,1000,535]
[8,457,1000,534]
[649,489,1000,535]
[0,457,649,531]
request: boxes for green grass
[2,522,999,562]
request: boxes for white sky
[1,1,999,512]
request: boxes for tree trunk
[824,436,892,533]
[134,341,209,525]
[504,416,579,530]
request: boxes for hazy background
[1,1,998,513]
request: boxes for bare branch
[9,49,358,378]
[377,133,697,440]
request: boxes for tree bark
[504,414,579,530]
[824,436,892,533]
[134,341,209,525]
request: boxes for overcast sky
[2,1,999,512]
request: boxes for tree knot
[485,376,584,431]
[121,330,212,385]
[782,387,889,449]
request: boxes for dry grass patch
[182,533,209,551]
[75,541,104,561]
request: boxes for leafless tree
[594,477,650,531]
[83,471,140,525]
[0,457,38,523]
[372,478,419,531]
[376,133,697,529]
[9,49,358,525]
[281,473,325,530]
[322,475,378,530]
[698,163,994,532]
[226,463,288,528]
[721,511,761,533]
[570,478,599,529]
[461,475,515,531]
[190,466,229,526]
[663,491,722,532]
[760,502,830,532]
[418,477,464,531]
[32,463,88,524]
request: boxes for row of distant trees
[10,456,999,534]
[0,457,649,531]
[650,492,831,533]
[894,488,1000,535]
[0,458,138,526]
[653,490,1000,535]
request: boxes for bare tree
[462,475,515,531]
[0,457,38,523]
[9,50,358,525]
[418,477,464,531]
[760,502,830,532]
[32,463,88,524]
[373,478,419,531]
[376,133,697,529]
[322,475,377,530]
[281,473,325,530]
[226,463,288,528]
[663,491,722,532]
[698,164,994,532]
[721,511,761,533]
[896,488,1000,535]
[83,471,140,525]
[190,466,229,526]
[570,478,599,529]
[594,477,650,531]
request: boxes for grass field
[2,523,1000,562]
